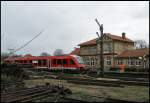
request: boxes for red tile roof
[117,48,149,57]
[106,33,133,42]
[78,38,97,46]
[70,48,80,55]
[78,33,133,46]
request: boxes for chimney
[122,32,126,39]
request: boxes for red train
[4,55,85,72]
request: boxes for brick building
[70,33,149,71]
[115,48,149,69]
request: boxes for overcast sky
[1,1,149,56]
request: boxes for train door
[62,59,68,68]
[51,59,57,70]
[32,60,38,67]
[57,59,63,70]
[69,59,76,68]
[47,59,51,69]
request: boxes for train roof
[4,55,79,61]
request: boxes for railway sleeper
[1,85,46,96]
[2,87,50,102]
[64,77,149,86]
[3,89,53,102]
[67,80,124,87]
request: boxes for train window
[32,60,38,63]
[63,59,67,65]
[38,60,42,66]
[57,59,62,65]
[75,56,84,64]
[70,59,75,65]
[43,59,47,65]
[29,60,32,63]
[52,59,57,65]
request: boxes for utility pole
[95,18,104,78]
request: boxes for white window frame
[106,57,111,65]
[32,60,38,63]
[117,59,123,65]
[135,59,142,66]
[128,59,135,66]
[91,59,95,66]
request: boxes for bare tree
[24,54,32,57]
[40,52,51,56]
[134,40,149,49]
[1,52,10,61]
[53,49,64,56]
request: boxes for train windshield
[75,56,84,64]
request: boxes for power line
[13,28,45,53]
[4,28,45,60]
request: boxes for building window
[90,46,96,52]
[106,57,111,65]
[135,59,142,66]
[128,59,135,66]
[91,59,95,66]
[117,59,123,65]
[103,43,112,53]
[128,59,131,65]
[84,58,90,66]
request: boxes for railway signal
[95,18,104,78]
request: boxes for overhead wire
[5,28,45,59]
[13,28,45,53]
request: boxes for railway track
[1,86,48,102]
[67,80,124,87]
[87,71,149,78]
[63,76,149,87]
[1,81,25,93]
[26,68,149,79]
[59,96,138,102]
[29,74,149,87]
[102,76,149,82]
[1,84,71,102]
[67,79,149,87]
[25,69,149,87]
[1,85,47,96]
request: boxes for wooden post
[95,18,104,78]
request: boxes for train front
[70,55,85,71]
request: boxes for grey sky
[1,1,149,56]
